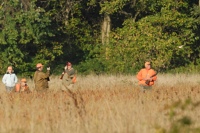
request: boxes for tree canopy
[0,0,200,75]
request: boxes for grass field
[0,74,200,133]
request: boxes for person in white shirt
[2,66,18,92]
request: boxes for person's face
[145,64,151,69]
[21,82,26,87]
[40,66,44,71]
[7,67,12,73]
[67,65,71,70]
[38,66,43,71]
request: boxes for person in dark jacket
[61,62,76,90]
[33,63,50,92]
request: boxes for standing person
[33,63,50,92]
[61,62,76,90]
[2,66,18,92]
[136,62,157,91]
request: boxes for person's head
[66,62,72,69]
[21,78,27,83]
[36,63,44,71]
[7,66,13,74]
[145,62,151,70]
[21,78,27,86]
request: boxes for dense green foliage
[0,0,200,75]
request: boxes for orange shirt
[136,68,157,86]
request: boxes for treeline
[0,0,200,75]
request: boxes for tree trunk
[101,14,111,45]
[101,14,111,59]
[65,0,73,26]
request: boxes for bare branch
[133,10,140,22]
[119,10,132,17]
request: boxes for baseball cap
[36,63,43,68]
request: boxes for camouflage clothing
[33,70,50,91]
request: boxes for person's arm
[149,70,157,81]
[46,70,50,77]
[38,71,50,79]
[136,70,143,81]
[2,74,6,84]
[152,71,157,81]
[72,69,77,83]
[69,69,75,78]
[14,74,18,84]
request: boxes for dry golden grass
[0,74,200,133]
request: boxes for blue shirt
[2,73,18,87]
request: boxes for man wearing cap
[2,66,18,92]
[136,62,157,91]
[61,62,76,90]
[33,63,50,92]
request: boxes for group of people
[1,61,157,93]
[1,62,76,93]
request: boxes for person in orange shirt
[15,78,30,92]
[136,62,157,91]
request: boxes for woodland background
[1,0,200,75]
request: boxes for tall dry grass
[0,74,200,133]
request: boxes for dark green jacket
[62,68,75,87]
[33,70,50,91]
